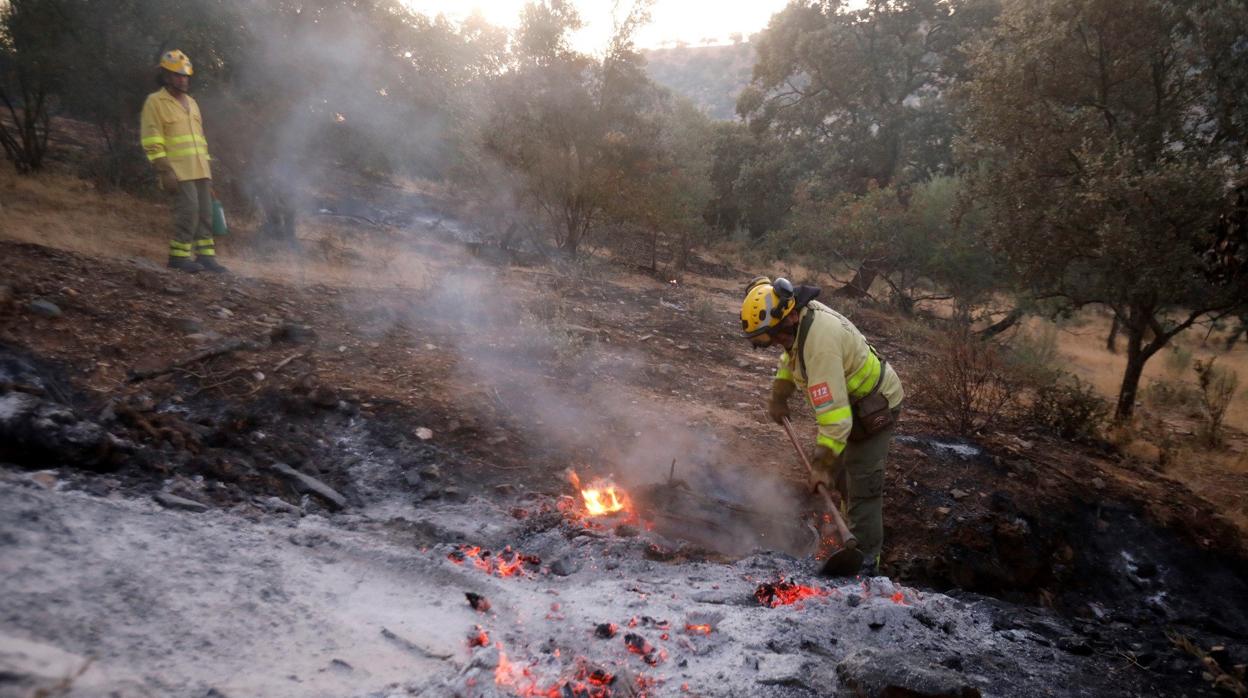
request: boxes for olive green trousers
[828,415,897,565]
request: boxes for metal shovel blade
[818,546,864,577]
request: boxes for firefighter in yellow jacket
[740,277,903,573]
[140,50,226,273]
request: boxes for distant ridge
[642,42,754,121]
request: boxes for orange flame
[569,470,631,517]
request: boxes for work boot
[196,257,229,274]
[168,256,203,273]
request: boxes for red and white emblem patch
[809,382,833,406]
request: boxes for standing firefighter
[741,277,903,573]
[140,50,226,273]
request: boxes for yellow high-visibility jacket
[775,301,904,455]
[139,88,212,181]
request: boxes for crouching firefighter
[740,277,903,574]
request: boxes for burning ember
[466,592,491,613]
[623,632,666,666]
[594,622,618,639]
[754,579,830,608]
[685,623,713,636]
[569,470,631,517]
[486,640,621,698]
[448,544,540,578]
[468,625,490,648]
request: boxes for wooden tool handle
[781,417,857,549]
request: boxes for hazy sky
[401,0,796,53]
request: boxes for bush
[912,327,1018,436]
[1005,322,1060,385]
[1163,344,1193,379]
[1029,376,1109,441]
[1142,379,1201,412]
[1195,358,1239,448]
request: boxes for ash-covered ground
[0,466,1157,698]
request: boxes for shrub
[1029,376,1109,441]
[1142,379,1201,412]
[687,293,717,323]
[1163,344,1193,379]
[912,327,1018,436]
[1005,322,1060,385]
[1195,358,1240,448]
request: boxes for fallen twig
[274,352,305,372]
[381,627,454,661]
[128,338,264,382]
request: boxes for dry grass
[0,167,439,290]
[1018,312,1248,432]
[1165,447,1248,533]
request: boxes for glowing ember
[754,578,830,608]
[685,623,713,635]
[891,591,908,605]
[569,470,631,517]
[468,625,490,647]
[448,544,539,578]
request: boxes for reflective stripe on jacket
[775,301,904,455]
[139,88,212,181]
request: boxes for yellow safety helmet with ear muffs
[159,49,193,76]
[740,276,796,337]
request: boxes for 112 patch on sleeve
[808,382,834,406]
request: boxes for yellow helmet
[740,276,796,337]
[159,50,193,76]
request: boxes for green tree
[0,0,63,173]
[960,0,1248,419]
[736,0,999,293]
[468,0,670,256]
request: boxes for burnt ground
[1,228,1247,697]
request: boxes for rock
[419,464,442,481]
[415,427,434,441]
[270,322,317,344]
[440,486,467,503]
[27,470,58,490]
[1056,636,1093,656]
[259,496,301,514]
[837,648,982,698]
[1091,477,1106,491]
[734,358,752,369]
[270,462,347,510]
[0,391,122,470]
[326,658,353,674]
[656,363,676,376]
[550,556,581,576]
[614,524,639,538]
[175,317,203,334]
[163,283,187,296]
[950,488,970,501]
[936,507,952,517]
[154,492,209,512]
[27,299,62,318]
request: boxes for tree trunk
[1106,314,1120,353]
[1115,323,1148,420]
[978,308,1023,339]
[836,263,878,298]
